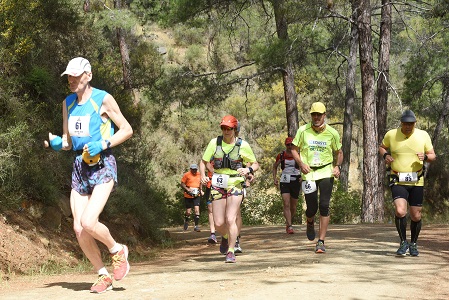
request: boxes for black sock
[410,219,422,243]
[318,239,324,244]
[395,216,407,242]
[184,215,190,222]
[194,214,200,226]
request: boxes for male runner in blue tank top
[49,57,133,293]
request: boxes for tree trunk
[429,77,449,177]
[271,0,299,137]
[114,0,132,90]
[357,0,382,222]
[340,2,359,191]
[375,0,392,222]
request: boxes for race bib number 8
[212,173,230,188]
[280,174,291,183]
[398,172,418,183]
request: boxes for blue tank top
[65,88,114,151]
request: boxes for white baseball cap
[61,57,92,76]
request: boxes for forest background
[1,0,449,248]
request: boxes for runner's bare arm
[419,148,436,162]
[379,144,394,164]
[291,145,309,174]
[199,160,210,185]
[273,159,281,185]
[100,94,133,149]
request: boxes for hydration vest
[213,136,243,170]
[280,151,299,170]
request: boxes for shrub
[240,187,284,225]
[330,183,362,224]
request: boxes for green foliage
[25,66,55,97]
[184,44,205,70]
[105,161,168,240]
[241,188,284,225]
[130,41,164,89]
[330,183,362,224]
[173,25,205,47]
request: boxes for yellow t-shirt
[382,128,433,186]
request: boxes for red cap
[220,115,238,129]
[285,137,294,145]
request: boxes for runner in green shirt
[291,102,343,253]
[199,115,259,263]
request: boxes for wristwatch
[105,140,111,149]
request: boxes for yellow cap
[310,102,326,114]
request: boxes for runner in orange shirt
[181,164,203,232]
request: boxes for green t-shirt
[293,123,342,181]
[202,137,257,186]
[382,128,433,186]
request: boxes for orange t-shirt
[181,171,201,198]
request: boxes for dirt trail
[1,224,448,300]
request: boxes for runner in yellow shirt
[379,110,436,256]
[291,102,343,253]
[199,115,259,263]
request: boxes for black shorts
[184,196,201,209]
[279,177,301,199]
[391,185,424,207]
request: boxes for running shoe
[183,221,189,231]
[111,244,130,281]
[90,274,113,294]
[220,236,229,255]
[306,219,315,241]
[234,237,242,254]
[194,226,201,232]
[396,240,409,256]
[286,225,294,234]
[315,240,326,253]
[208,233,217,244]
[409,242,419,257]
[225,251,236,263]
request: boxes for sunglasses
[286,143,293,146]
[221,126,234,131]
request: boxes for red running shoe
[90,274,113,293]
[111,244,130,281]
[286,225,294,234]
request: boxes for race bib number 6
[212,173,230,188]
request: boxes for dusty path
[1,224,448,300]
